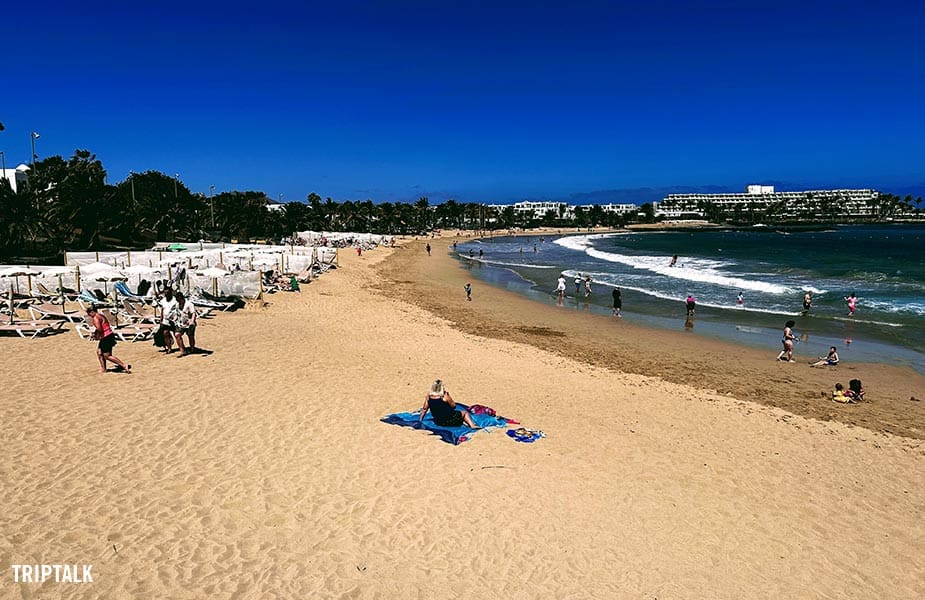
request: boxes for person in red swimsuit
[87,306,131,374]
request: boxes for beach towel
[382,403,513,445]
[506,428,546,443]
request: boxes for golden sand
[1,236,923,598]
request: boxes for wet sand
[379,233,925,440]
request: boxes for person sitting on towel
[420,379,479,428]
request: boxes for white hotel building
[0,164,30,193]
[655,185,880,219]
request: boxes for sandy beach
[1,235,924,599]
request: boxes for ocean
[454,224,925,374]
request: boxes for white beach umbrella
[199,267,229,296]
[90,268,127,296]
[0,266,43,296]
[78,261,116,273]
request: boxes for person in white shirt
[159,288,179,354]
[173,292,198,355]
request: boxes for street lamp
[129,171,136,210]
[209,185,215,228]
[30,132,40,173]
[0,151,5,179]
[174,173,179,200]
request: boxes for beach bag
[152,325,166,347]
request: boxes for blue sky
[3,0,924,203]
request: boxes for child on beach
[464,283,472,301]
[685,295,696,317]
[810,346,839,367]
[584,275,592,297]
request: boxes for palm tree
[414,196,430,232]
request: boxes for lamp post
[30,132,40,173]
[174,173,179,200]
[0,151,5,179]
[209,185,215,228]
[129,171,136,211]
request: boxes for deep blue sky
[3,0,924,203]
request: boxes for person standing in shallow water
[803,291,813,313]
[612,287,622,317]
[845,292,857,316]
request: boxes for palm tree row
[3,149,623,258]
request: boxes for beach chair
[28,302,85,323]
[76,291,114,311]
[114,281,150,303]
[112,323,156,342]
[0,320,66,338]
[119,299,158,324]
[36,282,80,304]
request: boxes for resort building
[0,163,30,193]
[655,185,880,219]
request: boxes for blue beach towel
[382,403,511,445]
[506,428,545,443]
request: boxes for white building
[656,185,880,219]
[0,164,30,193]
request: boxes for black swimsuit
[428,396,464,427]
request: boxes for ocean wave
[585,247,795,295]
[471,258,556,269]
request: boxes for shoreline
[378,233,925,440]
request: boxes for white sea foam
[585,247,794,294]
[475,259,556,269]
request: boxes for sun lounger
[112,323,156,342]
[114,281,150,303]
[35,282,79,302]
[0,320,66,338]
[119,299,158,324]
[28,303,85,323]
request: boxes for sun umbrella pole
[127,251,132,267]
[75,265,81,293]
[8,288,13,325]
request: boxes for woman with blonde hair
[420,380,479,428]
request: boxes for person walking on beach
[464,282,472,301]
[87,306,131,374]
[685,294,696,317]
[612,287,622,317]
[425,243,431,256]
[776,320,797,362]
[737,292,744,307]
[555,276,566,302]
[845,292,857,316]
[803,291,813,313]
[584,275,593,297]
